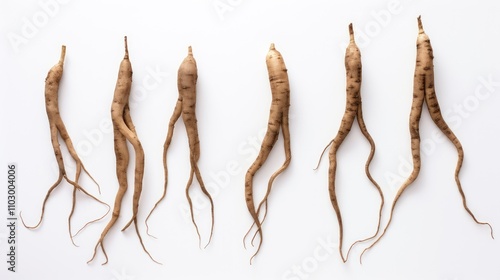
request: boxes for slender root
[185,168,203,249]
[313,139,334,170]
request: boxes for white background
[1,0,500,279]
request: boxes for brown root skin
[360,16,493,264]
[120,110,145,232]
[145,97,182,238]
[179,46,214,248]
[244,43,291,264]
[191,157,215,248]
[417,17,494,239]
[90,37,159,265]
[22,45,108,246]
[318,24,383,263]
[344,104,384,258]
[244,104,292,248]
[88,124,128,265]
[328,24,360,263]
[145,46,215,248]
[360,17,427,264]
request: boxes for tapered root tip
[60,45,66,64]
[484,222,495,239]
[87,248,99,265]
[188,46,193,55]
[19,212,30,228]
[124,36,129,59]
[359,248,369,265]
[19,211,41,230]
[269,43,275,50]
[145,222,158,239]
[249,254,256,265]
[348,23,354,42]
[417,16,424,33]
